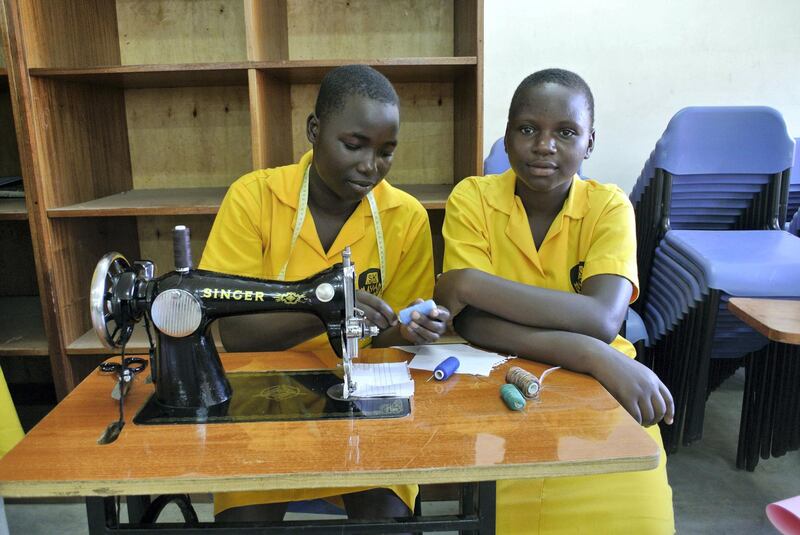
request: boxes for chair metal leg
[683,291,720,445]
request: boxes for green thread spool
[500,383,526,411]
[506,366,540,398]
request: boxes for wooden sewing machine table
[0,349,660,533]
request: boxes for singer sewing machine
[89,225,409,426]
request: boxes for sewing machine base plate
[133,370,410,425]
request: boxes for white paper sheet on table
[350,362,414,398]
[393,343,514,377]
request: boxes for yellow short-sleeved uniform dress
[0,367,24,459]
[201,151,433,515]
[443,169,675,534]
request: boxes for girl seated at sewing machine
[200,64,449,525]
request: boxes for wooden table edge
[727,298,800,345]
[0,454,659,498]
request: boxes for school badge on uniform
[570,261,585,293]
[359,268,383,296]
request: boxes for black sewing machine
[89,225,379,413]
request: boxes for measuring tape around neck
[278,163,386,292]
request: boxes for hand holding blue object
[398,299,437,325]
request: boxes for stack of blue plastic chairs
[629,107,799,466]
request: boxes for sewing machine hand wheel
[90,252,136,350]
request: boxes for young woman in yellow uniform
[200,65,450,524]
[435,69,675,533]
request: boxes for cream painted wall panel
[483,0,800,192]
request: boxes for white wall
[483,0,800,193]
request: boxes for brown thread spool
[506,366,540,398]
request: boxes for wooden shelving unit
[5,0,483,394]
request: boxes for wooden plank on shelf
[29,59,477,87]
[116,0,247,65]
[255,58,477,83]
[126,86,252,189]
[0,297,48,356]
[45,184,449,217]
[29,64,250,88]
[286,0,454,59]
[0,198,27,220]
[68,323,224,356]
[46,188,226,218]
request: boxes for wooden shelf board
[68,325,223,356]
[47,188,227,218]
[29,58,477,88]
[0,198,27,220]
[48,183,451,218]
[0,297,49,357]
[254,57,478,83]
[29,63,251,88]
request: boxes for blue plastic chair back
[653,107,794,175]
[484,137,510,175]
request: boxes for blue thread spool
[434,356,460,381]
[500,383,527,411]
[399,299,437,325]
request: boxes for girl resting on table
[435,68,675,534]
[200,65,450,524]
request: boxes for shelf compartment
[276,0,470,61]
[0,297,49,357]
[20,0,249,69]
[0,199,27,220]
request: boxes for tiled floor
[5,370,798,534]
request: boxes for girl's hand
[594,352,675,427]
[356,290,397,331]
[433,269,473,319]
[399,298,452,344]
